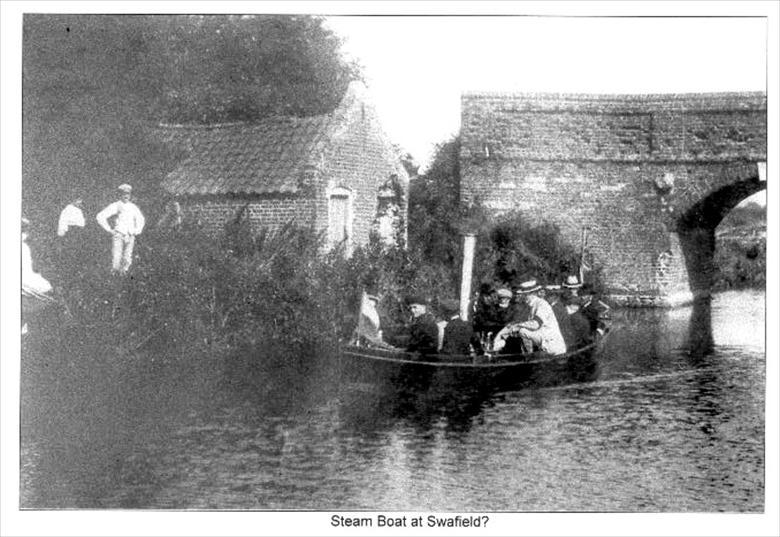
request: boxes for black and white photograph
[2,2,778,536]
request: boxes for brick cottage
[158,82,409,253]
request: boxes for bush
[406,135,604,307]
[713,239,765,291]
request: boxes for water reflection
[687,297,715,360]
[20,291,765,511]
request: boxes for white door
[328,187,353,252]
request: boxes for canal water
[20,289,765,511]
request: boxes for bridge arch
[671,164,764,298]
[460,91,767,306]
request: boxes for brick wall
[180,195,315,236]
[316,88,409,249]
[461,92,766,306]
[164,85,408,247]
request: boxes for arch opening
[675,176,764,298]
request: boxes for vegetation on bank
[22,15,599,367]
[28,139,591,368]
[712,201,766,292]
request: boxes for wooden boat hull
[341,331,608,392]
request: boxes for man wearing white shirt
[56,196,86,282]
[57,197,85,237]
[96,184,145,274]
[494,279,566,355]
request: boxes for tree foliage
[407,135,603,294]
[22,14,359,235]
[407,137,462,272]
[154,15,360,123]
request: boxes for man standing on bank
[57,196,85,238]
[494,279,566,356]
[96,184,145,275]
[56,196,86,283]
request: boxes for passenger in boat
[488,288,517,331]
[439,299,480,355]
[494,279,566,355]
[580,284,611,336]
[472,282,497,333]
[562,293,593,349]
[550,275,590,350]
[353,292,397,350]
[405,295,439,355]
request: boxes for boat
[341,232,611,392]
[340,329,609,392]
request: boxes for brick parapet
[461,92,766,163]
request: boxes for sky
[325,15,768,203]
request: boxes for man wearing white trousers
[96,184,145,274]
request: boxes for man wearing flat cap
[404,294,439,356]
[96,184,145,274]
[495,279,566,355]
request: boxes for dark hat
[562,275,582,289]
[516,279,542,294]
[479,282,495,294]
[439,298,461,315]
[405,294,428,306]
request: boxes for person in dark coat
[581,284,611,336]
[481,287,524,353]
[405,295,439,355]
[565,294,593,349]
[472,282,497,334]
[484,288,516,332]
[439,299,480,355]
[550,275,590,350]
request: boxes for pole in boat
[460,233,476,321]
[578,227,590,285]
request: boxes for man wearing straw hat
[96,184,145,274]
[494,279,566,355]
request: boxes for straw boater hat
[118,184,133,193]
[516,279,542,294]
[496,288,513,299]
[562,275,582,289]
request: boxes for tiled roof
[159,114,336,196]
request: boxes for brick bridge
[460,92,766,307]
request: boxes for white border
[2,2,778,536]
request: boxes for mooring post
[460,233,477,321]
